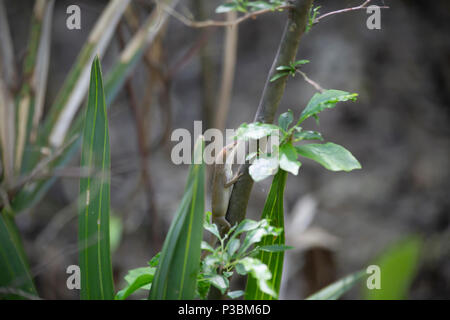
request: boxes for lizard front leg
[224,172,243,188]
[213,216,231,235]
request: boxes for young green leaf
[364,236,422,300]
[295,142,361,172]
[216,2,238,13]
[227,290,245,299]
[278,110,293,131]
[306,270,365,300]
[0,212,37,299]
[235,122,280,141]
[115,267,155,300]
[245,170,287,300]
[239,257,277,298]
[78,56,114,300]
[248,155,279,182]
[298,90,358,124]
[279,143,301,175]
[149,137,205,300]
[293,128,323,141]
[270,71,290,82]
[205,274,229,294]
[292,59,310,67]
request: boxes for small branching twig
[313,0,389,25]
[296,70,324,93]
[161,2,293,28]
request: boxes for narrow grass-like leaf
[15,0,54,174]
[0,70,15,186]
[149,137,205,300]
[78,56,114,300]
[245,170,288,300]
[9,1,178,215]
[44,0,130,148]
[104,0,179,106]
[306,270,365,300]
[0,0,18,89]
[0,211,37,299]
[364,236,422,300]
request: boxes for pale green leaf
[295,142,361,172]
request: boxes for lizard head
[218,141,238,164]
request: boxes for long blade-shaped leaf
[44,0,130,148]
[0,0,18,89]
[149,137,205,300]
[363,236,422,300]
[0,66,15,186]
[0,211,37,299]
[104,0,179,106]
[306,270,365,300]
[9,1,176,216]
[19,0,55,174]
[78,56,114,300]
[245,170,288,300]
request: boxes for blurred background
[3,0,449,299]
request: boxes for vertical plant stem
[226,0,313,232]
[215,11,239,132]
[192,0,216,130]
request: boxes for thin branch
[296,70,325,93]
[161,2,293,28]
[314,0,389,25]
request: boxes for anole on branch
[211,141,242,236]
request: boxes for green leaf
[227,290,245,299]
[0,212,37,299]
[245,170,287,300]
[204,220,221,240]
[216,3,238,13]
[270,71,289,82]
[278,110,293,131]
[295,142,361,172]
[247,1,274,11]
[258,244,293,252]
[279,143,301,175]
[364,236,422,300]
[235,122,280,141]
[239,257,277,298]
[205,274,229,294]
[292,59,310,67]
[276,66,293,72]
[201,241,215,253]
[293,129,323,141]
[115,267,155,300]
[248,155,279,182]
[306,270,365,300]
[109,214,123,253]
[298,90,358,124]
[78,56,114,300]
[227,238,241,257]
[149,137,205,300]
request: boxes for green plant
[0,0,177,299]
[0,0,391,301]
